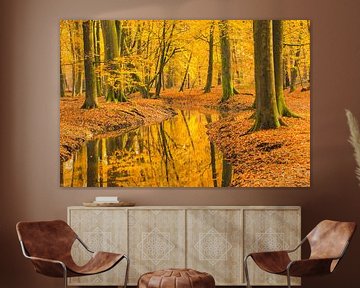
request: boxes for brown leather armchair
[244,220,356,288]
[16,220,129,288]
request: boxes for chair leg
[62,265,68,288]
[286,270,291,288]
[123,255,130,288]
[244,255,252,288]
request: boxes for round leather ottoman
[138,268,215,288]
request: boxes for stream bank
[60,96,176,162]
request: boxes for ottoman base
[138,268,215,288]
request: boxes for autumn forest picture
[60,20,310,188]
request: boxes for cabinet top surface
[68,205,301,210]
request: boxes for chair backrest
[307,220,356,261]
[16,220,77,261]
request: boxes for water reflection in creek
[61,110,232,187]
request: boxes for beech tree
[219,20,234,102]
[93,20,102,97]
[81,20,98,109]
[60,62,66,97]
[272,20,297,117]
[204,21,215,93]
[68,21,76,97]
[101,20,126,102]
[74,21,83,96]
[251,20,280,131]
[179,52,192,92]
[155,21,176,98]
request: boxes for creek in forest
[60,109,232,187]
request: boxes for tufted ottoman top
[138,268,215,288]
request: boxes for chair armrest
[25,255,67,278]
[248,250,289,256]
[19,241,67,277]
[287,258,336,277]
[26,255,65,266]
[246,250,291,261]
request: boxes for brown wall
[1,0,360,287]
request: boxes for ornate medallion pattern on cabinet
[244,209,301,286]
[128,209,186,284]
[68,209,128,285]
[187,209,242,285]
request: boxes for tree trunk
[204,21,214,93]
[68,22,76,97]
[136,23,143,55]
[81,20,98,109]
[252,21,260,110]
[284,51,290,89]
[179,52,192,92]
[251,20,280,131]
[74,21,83,95]
[290,47,300,92]
[232,39,240,84]
[155,21,177,97]
[301,45,309,83]
[297,62,304,89]
[219,20,234,102]
[115,20,122,55]
[155,21,167,98]
[101,20,125,102]
[60,62,66,97]
[273,20,298,117]
[290,66,297,92]
[221,159,232,187]
[166,64,175,88]
[162,72,166,91]
[94,20,102,97]
[75,71,83,95]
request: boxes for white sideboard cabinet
[67,206,301,286]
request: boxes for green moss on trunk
[219,20,234,102]
[81,20,98,109]
[251,20,280,131]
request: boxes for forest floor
[161,86,310,187]
[60,97,176,162]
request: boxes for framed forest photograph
[60,20,310,188]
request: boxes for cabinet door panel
[187,209,243,285]
[128,209,186,284]
[68,209,127,286]
[244,209,301,286]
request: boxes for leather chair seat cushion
[138,269,215,288]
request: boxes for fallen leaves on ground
[60,96,176,162]
[161,86,255,114]
[206,87,310,187]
